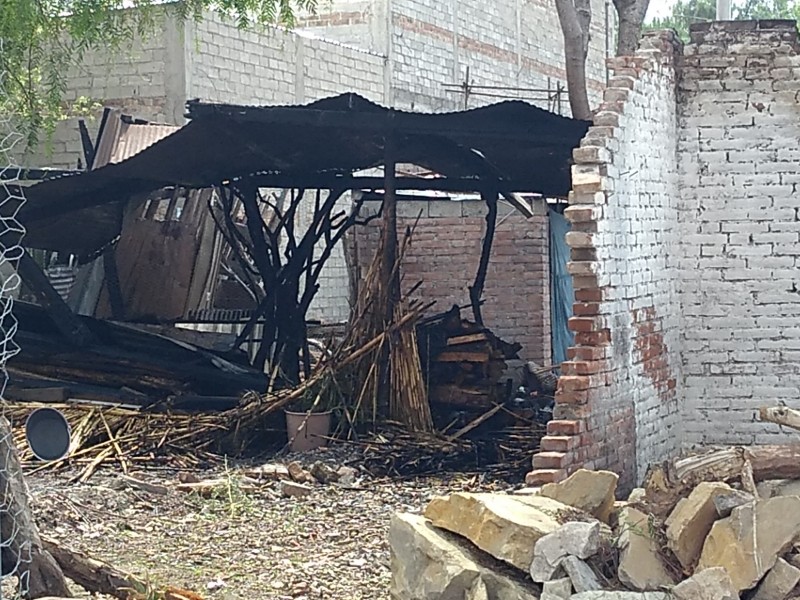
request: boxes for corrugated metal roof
[20,92,589,255]
[112,121,181,164]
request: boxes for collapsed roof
[20,93,590,256]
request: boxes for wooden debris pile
[419,305,522,410]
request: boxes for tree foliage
[646,0,800,41]
[0,0,316,148]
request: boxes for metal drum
[24,408,71,461]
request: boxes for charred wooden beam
[17,250,96,347]
[469,189,498,325]
[102,246,125,319]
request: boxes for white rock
[530,522,601,582]
[280,481,313,497]
[542,577,572,599]
[561,555,602,593]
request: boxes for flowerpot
[285,410,332,452]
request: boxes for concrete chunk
[530,521,601,582]
[561,555,602,593]
[542,577,572,599]
[425,492,566,571]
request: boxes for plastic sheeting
[549,208,574,368]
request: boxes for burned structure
[8,94,587,446]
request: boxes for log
[759,406,800,432]
[0,417,71,599]
[644,444,800,516]
[41,538,204,600]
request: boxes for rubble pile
[389,465,800,600]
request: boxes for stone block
[665,482,732,570]
[540,469,618,523]
[751,557,800,600]
[699,496,800,592]
[424,492,567,571]
[389,513,539,600]
[617,507,675,591]
[672,567,737,600]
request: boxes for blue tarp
[549,208,574,367]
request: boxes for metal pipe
[716,0,732,20]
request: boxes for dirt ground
[20,448,515,600]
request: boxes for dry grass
[24,452,510,600]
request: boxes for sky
[646,0,679,21]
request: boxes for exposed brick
[547,419,585,435]
[525,469,567,486]
[532,451,573,470]
[540,435,580,452]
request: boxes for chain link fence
[0,38,30,600]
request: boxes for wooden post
[0,417,71,598]
[102,247,125,320]
[381,135,400,321]
[469,188,498,325]
[17,250,95,347]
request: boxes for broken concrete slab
[389,512,539,600]
[752,557,800,600]
[530,521,601,582]
[540,469,618,522]
[541,578,572,599]
[699,496,800,592]
[665,481,732,570]
[561,555,602,593]
[617,507,675,591]
[672,567,737,600]
[424,492,565,571]
[570,593,671,600]
[713,488,754,519]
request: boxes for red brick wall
[350,199,551,366]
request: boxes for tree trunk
[41,538,203,600]
[554,0,593,120]
[0,417,72,599]
[644,444,800,516]
[613,0,651,55]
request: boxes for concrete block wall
[350,198,552,366]
[22,15,184,169]
[23,9,389,324]
[186,11,387,106]
[300,0,611,114]
[184,12,388,323]
[528,31,684,492]
[678,21,800,447]
[390,0,609,114]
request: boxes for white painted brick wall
[678,22,800,447]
